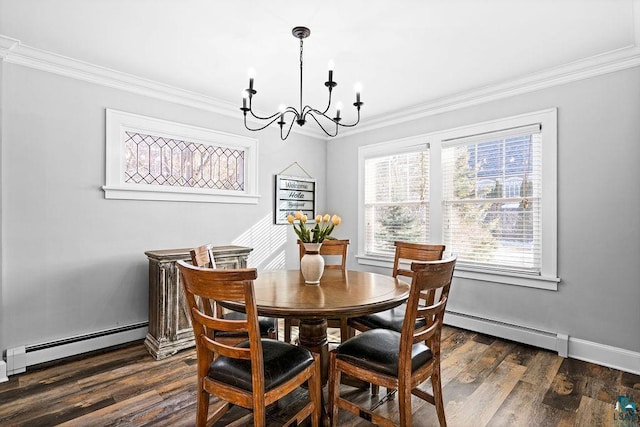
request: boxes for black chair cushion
[215,311,277,338]
[334,329,432,377]
[348,303,426,332]
[208,339,315,392]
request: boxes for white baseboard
[5,323,148,376]
[569,337,640,376]
[0,361,7,383]
[445,310,640,375]
[445,310,562,352]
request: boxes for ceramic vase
[300,242,324,285]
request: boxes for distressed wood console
[144,245,253,359]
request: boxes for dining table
[222,268,411,385]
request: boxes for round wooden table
[224,269,410,384]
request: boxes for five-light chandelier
[241,26,363,140]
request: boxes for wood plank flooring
[1,324,638,426]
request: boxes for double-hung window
[359,109,558,289]
[360,137,429,258]
[442,124,542,273]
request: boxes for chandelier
[241,26,363,140]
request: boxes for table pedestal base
[298,318,329,385]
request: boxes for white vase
[300,242,325,285]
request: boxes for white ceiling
[0,0,638,127]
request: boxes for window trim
[357,108,559,290]
[102,109,260,204]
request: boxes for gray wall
[2,58,638,363]
[327,66,640,353]
[0,63,326,352]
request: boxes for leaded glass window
[103,109,258,204]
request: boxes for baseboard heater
[4,322,148,376]
[444,310,568,357]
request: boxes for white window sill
[356,254,560,291]
[102,185,261,204]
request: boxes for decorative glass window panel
[103,109,259,204]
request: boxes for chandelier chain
[299,38,304,117]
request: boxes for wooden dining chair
[328,257,456,427]
[177,260,322,427]
[284,239,350,344]
[190,244,278,344]
[348,241,445,334]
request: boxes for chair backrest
[398,257,456,372]
[392,241,445,279]
[298,239,349,271]
[177,260,265,392]
[190,244,217,268]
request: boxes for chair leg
[195,388,210,427]
[398,381,413,427]
[339,318,349,343]
[328,352,340,426]
[371,384,379,395]
[284,318,292,343]
[432,365,447,427]
[253,397,266,427]
[308,354,322,427]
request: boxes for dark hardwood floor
[1,324,638,426]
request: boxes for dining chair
[348,241,445,334]
[190,244,278,344]
[177,260,322,427]
[284,239,350,344]
[328,257,456,427]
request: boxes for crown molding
[0,35,324,140]
[2,34,639,143]
[336,0,640,139]
[333,43,640,140]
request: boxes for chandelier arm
[306,112,339,137]
[334,108,362,128]
[280,119,296,140]
[320,87,334,115]
[247,99,282,121]
[243,113,284,132]
[305,107,360,128]
[249,109,282,121]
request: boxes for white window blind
[364,149,429,256]
[442,124,542,274]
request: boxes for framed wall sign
[274,174,316,224]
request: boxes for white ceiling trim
[0,35,324,140]
[2,34,640,144]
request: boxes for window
[359,109,558,290]
[103,109,259,204]
[442,125,541,274]
[359,137,429,259]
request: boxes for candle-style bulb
[242,90,248,109]
[328,59,335,83]
[248,68,256,91]
[354,82,362,103]
[328,60,335,71]
[335,101,343,119]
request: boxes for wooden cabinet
[144,246,253,359]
